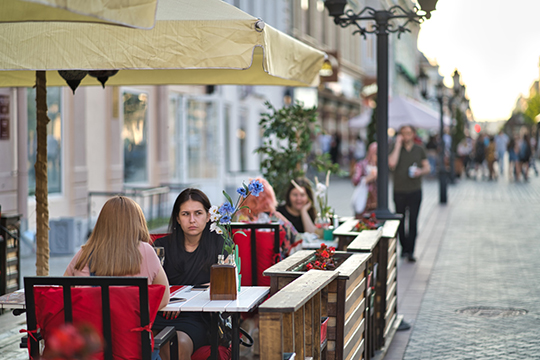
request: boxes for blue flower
[219,202,235,215]
[248,180,264,197]
[237,187,248,198]
[220,215,232,224]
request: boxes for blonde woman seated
[64,196,170,310]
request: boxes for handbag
[351,178,369,214]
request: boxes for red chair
[24,276,178,360]
[231,223,284,286]
[150,233,169,245]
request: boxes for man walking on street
[389,125,430,262]
[494,130,509,175]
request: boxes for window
[27,87,62,196]
[168,95,182,180]
[224,105,232,173]
[123,90,148,184]
[186,99,218,179]
[238,108,248,172]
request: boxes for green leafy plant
[256,101,339,201]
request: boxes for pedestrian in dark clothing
[388,125,430,262]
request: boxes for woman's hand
[301,199,313,213]
[161,310,180,320]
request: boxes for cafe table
[0,286,269,360]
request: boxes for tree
[256,101,339,201]
[524,93,540,126]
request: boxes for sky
[417,0,540,122]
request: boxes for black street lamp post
[324,0,438,219]
[418,69,466,204]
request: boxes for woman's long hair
[167,188,217,269]
[284,178,316,221]
[75,196,150,275]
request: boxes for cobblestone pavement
[403,174,540,360]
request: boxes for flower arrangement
[313,171,332,219]
[209,179,264,256]
[42,323,103,360]
[305,243,337,270]
[353,212,382,231]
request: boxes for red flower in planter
[304,243,338,271]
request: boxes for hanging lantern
[88,70,119,88]
[58,70,88,93]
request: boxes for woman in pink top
[64,196,170,309]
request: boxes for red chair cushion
[33,285,165,360]
[191,345,231,360]
[149,233,169,245]
[233,229,285,286]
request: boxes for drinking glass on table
[154,246,165,266]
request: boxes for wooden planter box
[346,220,399,356]
[333,219,399,251]
[264,250,371,360]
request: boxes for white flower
[210,222,223,234]
[315,183,327,197]
[209,205,219,215]
[210,213,221,222]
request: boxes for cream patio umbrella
[0,0,325,275]
[2,0,158,29]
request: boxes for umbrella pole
[34,71,50,276]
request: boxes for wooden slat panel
[386,282,397,309]
[344,318,365,360]
[327,302,337,317]
[260,313,283,360]
[321,286,328,317]
[305,298,314,358]
[294,308,305,360]
[345,266,365,298]
[260,270,338,313]
[384,313,398,339]
[328,326,336,340]
[335,279,347,360]
[387,253,397,273]
[327,350,336,360]
[283,312,294,353]
[387,237,397,257]
[345,278,366,319]
[386,268,397,289]
[313,292,322,360]
[384,296,397,330]
[278,277,294,292]
[348,338,365,360]
[344,298,365,345]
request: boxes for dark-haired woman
[153,188,225,360]
[276,178,317,234]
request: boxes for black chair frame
[230,222,280,286]
[24,276,178,360]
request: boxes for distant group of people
[456,129,537,182]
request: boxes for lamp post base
[375,208,403,220]
[439,170,448,204]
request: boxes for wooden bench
[259,270,338,360]
[263,251,371,360]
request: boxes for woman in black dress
[153,188,225,360]
[276,178,317,234]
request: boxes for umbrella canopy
[0,0,325,88]
[349,96,451,130]
[1,0,158,29]
[0,0,325,276]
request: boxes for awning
[1,0,158,29]
[0,0,326,88]
[349,96,451,130]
